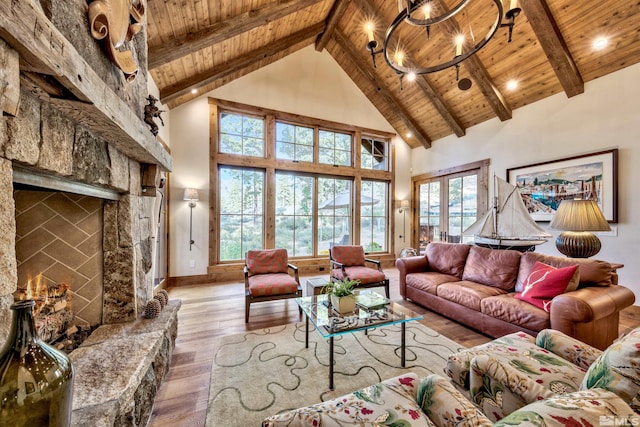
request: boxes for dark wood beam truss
[315,0,351,52]
[332,29,432,149]
[519,0,584,97]
[160,22,325,105]
[148,0,322,69]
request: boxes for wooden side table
[305,277,328,297]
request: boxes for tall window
[275,122,313,162]
[212,99,393,264]
[219,167,264,261]
[318,178,352,254]
[275,173,313,256]
[319,130,351,166]
[219,112,264,157]
[361,138,388,171]
[360,180,388,252]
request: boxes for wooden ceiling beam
[350,0,466,137]
[463,56,512,121]
[315,0,351,52]
[148,0,322,69]
[160,22,325,105]
[519,0,584,97]
[332,29,432,149]
[414,76,465,137]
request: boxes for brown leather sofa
[396,242,635,350]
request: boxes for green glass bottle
[0,300,74,426]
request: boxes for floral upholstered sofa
[262,372,637,426]
[446,326,640,421]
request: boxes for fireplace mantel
[0,0,171,171]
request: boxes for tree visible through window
[219,167,264,261]
[319,130,351,166]
[318,178,352,254]
[219,112,264,157]
[275,173,313,256]
[276,122,313,162]
[361,180,387,252]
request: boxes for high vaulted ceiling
[147,0,640,149]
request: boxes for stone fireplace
[0,2,176,425]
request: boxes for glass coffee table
[296,293,423,389]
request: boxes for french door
[412,160,489,253]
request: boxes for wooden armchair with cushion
[329,245,390,298]
[244,248,302,322]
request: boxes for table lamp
[549,199,611,258]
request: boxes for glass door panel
[415,170,479,250]
[418,181,441,253]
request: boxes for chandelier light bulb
[423,3,432,19]
[365,22,375,42]
[395,50,405,67]
[455,34,465,56]
[407,72,416,82]
[509,0,518,10]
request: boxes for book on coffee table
[356,292,390,310]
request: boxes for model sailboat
[464,176,551,250]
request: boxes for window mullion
[265,167,276,248]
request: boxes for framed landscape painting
[506,149,618,222]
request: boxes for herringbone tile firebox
[14,189,103,328]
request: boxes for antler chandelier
[365,0,521,88]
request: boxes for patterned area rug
[206,321,465,426]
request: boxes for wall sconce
[183,188,199,251]
[398,200,410,242]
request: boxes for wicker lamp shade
[550,199,611,258]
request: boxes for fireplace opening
[13,183,105,352]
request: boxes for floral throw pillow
[580,327,640,413]
[494,389,637,426]
[514,262,579,312]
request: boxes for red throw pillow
[515,262,579,312]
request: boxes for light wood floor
[148,268,640,427]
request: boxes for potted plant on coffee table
[323,279,359,314]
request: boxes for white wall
[411,61,640,302]
[169,46,406,277]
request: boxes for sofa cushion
[462,246,521,290]
[331,265,386,284]
[516,252,612,292]
[246,248,289,276]
[481,294,550,332]
[247,273,299,296]
[495,389,637,426]
[262,373,435,427]
[437,281,507,312]
[580,327,640,413]
[425,242,470,278]
[515,262,579,312]
[330,245,366,266]
[417,374,492,427]
[406,272,461,295]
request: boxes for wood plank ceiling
[147,0,640,149]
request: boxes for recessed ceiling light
[406,132,412,138]
[593,36,609,50]
[191,88,198,94]
[506,80,518,91]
